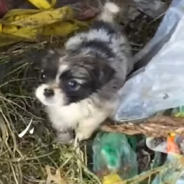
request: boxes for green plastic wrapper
[92,132,138,180]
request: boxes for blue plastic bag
[113,0,184,122]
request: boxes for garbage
[101,0,168,25]
[146,134,181,155]
[0,0,89,47]
[1,0,182,184]
[102,173,123,184]
[172,106,184,118]
[113,0,184,122]
[92,132,138,183]
[92,132,164,183]
[133,0,167,19]
[146,134,184,184]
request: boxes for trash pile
[113,0,184,122]
[1,0,184,184]
[91,0,184,183]
[92,132,184,184]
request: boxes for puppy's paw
[53,131,74,144]
[75,130,92,142]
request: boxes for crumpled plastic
[92,132,138,181]
[133,0,167,18]
[113,0,184,122]
[0,0,89,47]
[92,132,162,183]
[146,134,184,184]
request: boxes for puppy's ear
[28,49,55,69]
[40,49,58,68]
[98,59,115,85]
[30,48,66,69]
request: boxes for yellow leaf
[45,166,68,184]
[14,14,31,21]
[42,21,79,37]
[0,3,89,47]
[2,25,40,39]
[0,24,2,32]
[0,33,22,47]
[103,173,123,184]
[50,0,57,7]
[2,25,18,34]
[2,9,41,19]
[6,7,74,28]
[10,27,40,39]
[27,0,55,10]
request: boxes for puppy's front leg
[76,114,107,141]
[53,131,74,144]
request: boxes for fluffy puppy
[35,2,133,143]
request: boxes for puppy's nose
[44,88,54,97]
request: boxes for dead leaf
[45,166,68,184]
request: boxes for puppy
[35,2,133,143]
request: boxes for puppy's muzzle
[44,88,54,97]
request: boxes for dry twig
[101,116,184,137]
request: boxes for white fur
[36,84,115,139]
[65,26,132,75]
[46,96,114,141]
[66,29,127,51]
[98,2,120,23]
[35,84,66,107]
[104,2,120,14]
[65,29,129,58]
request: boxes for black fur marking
[38,50,60,82]
[59,66,98,103]
[80,39,115,58]
[91,20,117,35]
[59,57,115,104]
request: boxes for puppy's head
[35,49,115,107]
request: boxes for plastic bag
[152,163,184,184]
[113,0,184,122]
[133,0,167,18]
[92,132,138,180]
[146,135,184,184]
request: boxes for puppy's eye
[41,74,46,79]
[41,70,46,80]
[67,80,80,91]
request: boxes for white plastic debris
[113,0,184,122]
[133,0,167,18]
[146,135,184,184]
[146,137,167,153]
[29,127,34,134]
[18,118,33,138]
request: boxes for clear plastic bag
[133,0,167,18]
[113,0,184,122]
[92,132,138,180]
[146,135,184,184]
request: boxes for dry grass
[0,4,183,181]
[0,41,100,184]
[0,42,184,184]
